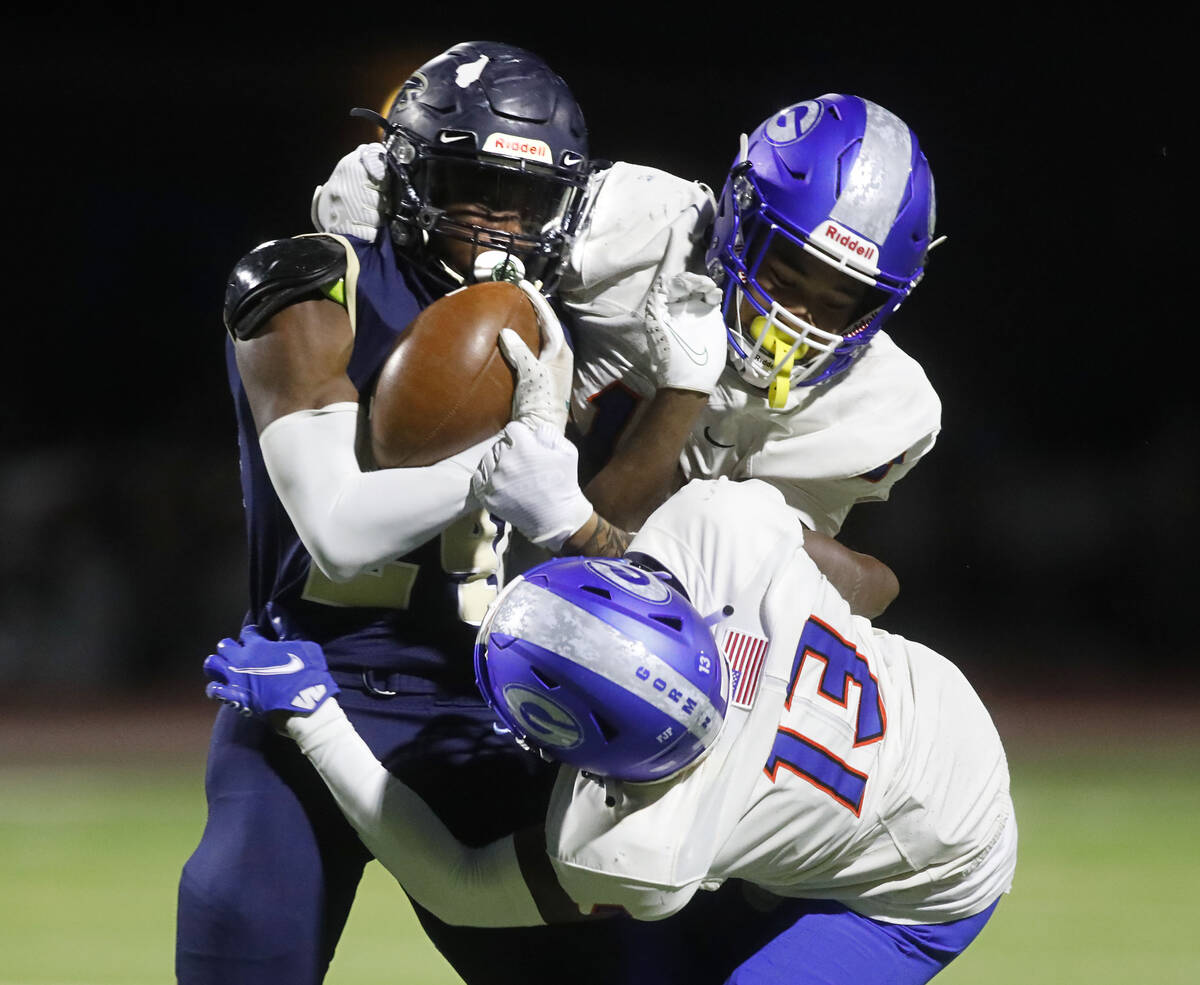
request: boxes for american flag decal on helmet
[720,628,769,709]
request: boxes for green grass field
[1,715,1197,984]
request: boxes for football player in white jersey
[205,477,1015,985]
[562,94,941,541]
[314,93,938,613]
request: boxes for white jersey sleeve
[561,163,715,442]
[545,478,1015,925]
[285,699,545,927]
[682,332,942,535]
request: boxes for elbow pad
[224,235,348,340]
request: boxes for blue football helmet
[371,41,590,292]
[474,557,728,783]
[707,94,937,399]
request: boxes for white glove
[645,271,728,394]
[498,280,574,433]
[311,143,388,240]
[472,421,593,552]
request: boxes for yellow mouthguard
[750,317,808,409]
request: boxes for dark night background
[1,11,1191,707]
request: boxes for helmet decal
[482,132,554,164]
[455,54,489,88]
[584,559,672,604]
[817,219,880,269]
[502,685,584,749]
[764,100,823,145]
[392,72,426,109]
[829,101,912,246]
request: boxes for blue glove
[203,625,338,718]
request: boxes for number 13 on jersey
[763,616,886,816]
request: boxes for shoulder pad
[223,235,348,341]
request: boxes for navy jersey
[226,234,498,688]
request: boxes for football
[369,281,541,468]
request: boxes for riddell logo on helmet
[483,132,552,163]
[821,221,878,263]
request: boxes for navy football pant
[176,682,643,985]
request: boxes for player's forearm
[801,528,899,618]
[559,512,633,558]
[286,700,546,928]
[583,388,706,530]
[260,403,486,580]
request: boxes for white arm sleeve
[286,700,546,928]
[259,402,495,581]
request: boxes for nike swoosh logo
[667,323,710,366]
[439,132,471,143]
[228,652,305,675]
[704,426,734,448]
[562,152,584,167]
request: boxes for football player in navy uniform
[176,42,625,985]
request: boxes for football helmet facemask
[707,94,938,403]
[474,557,728,784]
[367,41,590,293]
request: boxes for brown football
[369,281,540,468]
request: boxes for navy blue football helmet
[372,41,589,292]
[474,557,728,783]
[707,94,937,402]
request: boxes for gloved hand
[203,626,338,718]
[497,280,574,434]
[645,271,728,394]
[472,421,593,551]
[311,143,388,240]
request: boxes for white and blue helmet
[474,557,728,783]
[707,94,937,395]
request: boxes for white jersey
[561,163,941,535]
[684,338,940,535]
[546,478,1016,925]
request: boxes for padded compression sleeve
[259,402,495,581]
[286,700,546,928]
